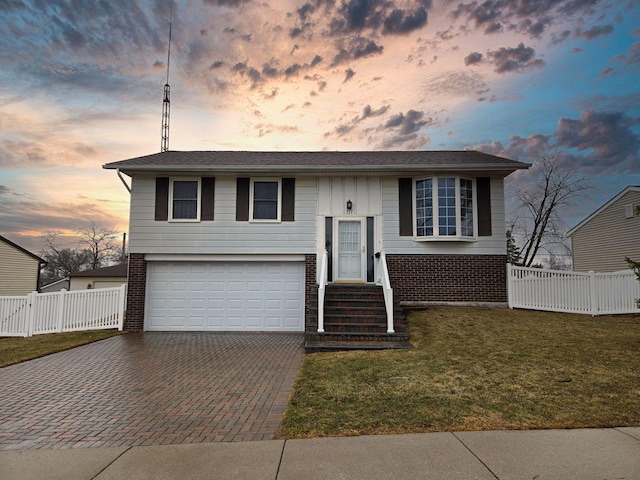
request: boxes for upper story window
[250,178,281,221]
[414,177,475,239]
[170,178,201,221]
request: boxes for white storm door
[337,220,364,281]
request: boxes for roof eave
[105,163,529,175]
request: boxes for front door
[336,220,364,282]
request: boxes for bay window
[414,177,475,239]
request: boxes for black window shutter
[282,178,295,222]
[398,178,413,236]
[477,177,492,237]
[325,217,333,282]
[366,217,374,283]
[155,177,169,221]
[236,178,250,221]
[201,177,215,221]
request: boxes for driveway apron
[0,333,304,450]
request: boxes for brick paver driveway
[0,333,304,450]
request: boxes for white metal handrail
[376,251,395,333]
[317,250,328,333]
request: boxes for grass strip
[279,308,640,438]
[0,330,124,367]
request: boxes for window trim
[169,177,202,222]
[412,176,478,241]
[249,178,282,222]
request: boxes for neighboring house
[568,186,640,272]
[104,151,527,343]
[0,235,46,296]
[40,277,70,293]
[69,263,128,290]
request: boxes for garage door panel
[188,316,205,328]
[246,316,262,328]
[146,261,304,332]
[247,281,263,292]
[227,316,243,328]
[207,316,224,328]
[285,316,301,328]
[208,299,224,309]
[265,316,282,328]
[266,281,283,293]
[284,281,302,292]
[246,299,262,309]
[227,298,244,310]
[285,299,301,309]
[266,298,282,310]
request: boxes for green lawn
[0,330,124,367]
[279,308,640,438]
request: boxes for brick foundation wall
[125,253,147,332]
[304,255,317,332]
[386,254,507,303]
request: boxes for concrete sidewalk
[2,428,639,480]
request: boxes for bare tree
[40,233,91,284]
[39,221,121,284]
[78,221,119,270]
[509,152,592,268]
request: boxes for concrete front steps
[304,284,411,353]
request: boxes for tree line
[40,221,125,286]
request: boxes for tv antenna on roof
[160,0,173,153]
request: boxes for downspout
[116,168,132,331]
[117,169,131,194]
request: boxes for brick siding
[304,254,317,332]
[125,253,147,332]
[386,254,507,303]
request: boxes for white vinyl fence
[508,264,640,315]
[0,285,126,337]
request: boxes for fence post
[26,291,36,337]
[117,284,126,331]
[588,271,598,316]
[57,289,67,333]
[507,263,513,309]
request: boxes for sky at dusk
[0,0,639,256]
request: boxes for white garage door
[146,262,305,332]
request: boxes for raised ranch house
[104,151,527,350]
[0,235,46,296]
[568,185,640,273]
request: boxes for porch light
[346,199,353,211]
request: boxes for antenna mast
[161,1,173,153]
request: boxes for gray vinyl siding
[128,175,317,254]
[381,176,507,255]
[0,242,40,295]
[571,190,640,272]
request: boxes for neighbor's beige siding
[571,190,640,272]
[0,241,40,295]
[69,276,127,291]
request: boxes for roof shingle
[103,150,529,175]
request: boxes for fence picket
[508,264,640,315]
[0,286,126,337]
